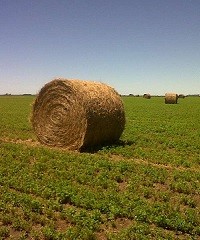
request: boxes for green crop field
[0,95,199,240]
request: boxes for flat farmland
[0,95,199,239]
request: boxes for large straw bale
[143,93,151,99]
[165,93,178,104]
[31,78,125,150]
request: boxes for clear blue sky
[1,0,200,95]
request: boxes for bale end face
[165,93,178,104]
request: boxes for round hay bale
[31,78,125,150]
[165,93,178,104]
[143,93,151,99]
[178,94,185,99]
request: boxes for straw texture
[165,93,178,104]
[31,79,125,150]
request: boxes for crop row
[0,141,199,239]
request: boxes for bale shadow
[80,139,134,153]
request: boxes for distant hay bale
[31,78,125,150]
[165,93,178,104]
[178,94,185,99]
[143,93,151,99]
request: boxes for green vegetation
[0,95,199,239]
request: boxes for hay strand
[31,78,125,150]
[165,93,178,104]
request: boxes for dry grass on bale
[165,93,178,104]
[31,78,125,151]
[143,93,151,99]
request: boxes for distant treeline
[122,94,200,97]
[0,93,35,96]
